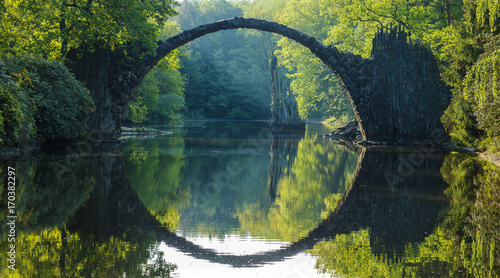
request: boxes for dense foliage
[440,0,500,150]
[126,21,186,127]
[0,0,179,145]
[0,56,94,145]
[1,0,178,60]
[173,0,273,120]
[0,78,24,146]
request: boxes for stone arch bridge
[92,17,450,143]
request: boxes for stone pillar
[268,55,305,132]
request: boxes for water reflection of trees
[176,129,272,237]
[123,135,189,230]
[3,133,498,276]
[0,151,177,278]
[268,132,300,202]
[441,154,500,277]
[308,152,500,278]
[0,227,175,278]
[0,155,94,233]
[236,134,358,242]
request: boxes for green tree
[1,0,179,137]
[463,46,500,150]
[0,57,36,146]
[1,0,178,60]
[129,99,149,127]
[321,0,463,57]
[441,0,500,148]
[126,20,186,125]
[0,85,23,146]
[274,0,355,121]
[175,0,272,120]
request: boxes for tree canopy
[1,0,179,60]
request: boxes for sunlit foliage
[127,21,186,126]
[441,0,500,149]
[463,44,500,150]
[0,0,179,60]
[275,0,355,121]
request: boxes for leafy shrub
[441,96,483,147]
[1,55,94,142]
[0,59,31,146]
[0,89,23,146]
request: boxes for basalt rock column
[268,55,305,132]
[366,27,451,144]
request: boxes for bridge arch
[109,18,450,144]
[112,17,369,138]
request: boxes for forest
[0,0,499,152]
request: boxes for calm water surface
[1,121,499,277]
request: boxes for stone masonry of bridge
[103,17,450,143]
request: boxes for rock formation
[268,55,305,132]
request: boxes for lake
[1,120,499,277]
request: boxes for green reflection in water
[0,153,174,277]
[122,134,190,230]
[178,136,272,238]
[0,228,175,278]
[123,122,358,242]
[0,155,94,233]
[308,153,500,278]
[442,153,500,278]
[236,134,358,242]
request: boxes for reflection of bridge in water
[68,146,449,267]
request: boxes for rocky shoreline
[320,121,457,149]
[320,121,500,168]
[120,127,173,137]
[320,120,385,147]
